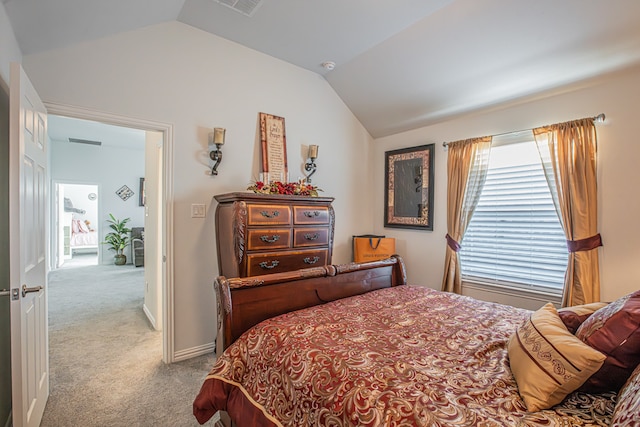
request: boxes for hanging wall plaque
[259,112,288,183]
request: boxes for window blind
[460,144,568,294]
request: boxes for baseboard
[142,303,158,330]
[173,342,215,362]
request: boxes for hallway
[43,262,214,426]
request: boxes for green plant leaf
[102,213,132,255]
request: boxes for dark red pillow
[576,290,640,392]
[557,302,608,334]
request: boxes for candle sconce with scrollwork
[304,144,319,183]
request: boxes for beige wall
[22,21,375,355]
[0,3,21,89]
[373,65,640,303]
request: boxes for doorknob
[22,284,43,298]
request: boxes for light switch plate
[191,203,206,218]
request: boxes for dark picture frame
[384,144,435,230]
[139,178,146,207]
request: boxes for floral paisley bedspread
[193,286,617,426]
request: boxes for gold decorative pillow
[508,303,606,412]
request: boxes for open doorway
[43,110,174,419]
[47,110,168,335]
[55,183,100,268]
[45,103,174,363]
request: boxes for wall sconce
[304,145,318,183]
[209,127,225,176]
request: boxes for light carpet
[42,260,215,427]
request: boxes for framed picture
[139,178,146,207]
[115,185,134,201]
[384,144,435,230]
[259,112,288,182]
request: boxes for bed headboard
[214,255,407,355]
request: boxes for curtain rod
[441,113,606,147]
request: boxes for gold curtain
[441,136,492,293]
[533,118,601,306]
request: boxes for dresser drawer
[293,227,329,248]
[247,204,291,226]
[293,206,330,225]
[247,229,292,250]
[246,249,328,276]
[215,192,334,278]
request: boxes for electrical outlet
[191,203,206,218]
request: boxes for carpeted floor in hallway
[42,258,215,427]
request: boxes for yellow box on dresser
[214,192,335,277]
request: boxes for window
[460,134,567,295]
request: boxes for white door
[9,62,49,427]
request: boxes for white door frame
[44,102,176,363]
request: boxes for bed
[70,218,98,252]
[193,256,640,426]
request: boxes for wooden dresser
[214,192,335,278]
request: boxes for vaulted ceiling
[6,0,640,138]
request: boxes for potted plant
[103,213,131,265]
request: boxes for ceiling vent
[213,0,264,17]
[68,137,102,146]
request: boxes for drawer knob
[260,210,280,218]
[304,233,319,241]
[303,256,320,265]
[303,210,320,218]
[260,235,280,243]
[259,260,280,269]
